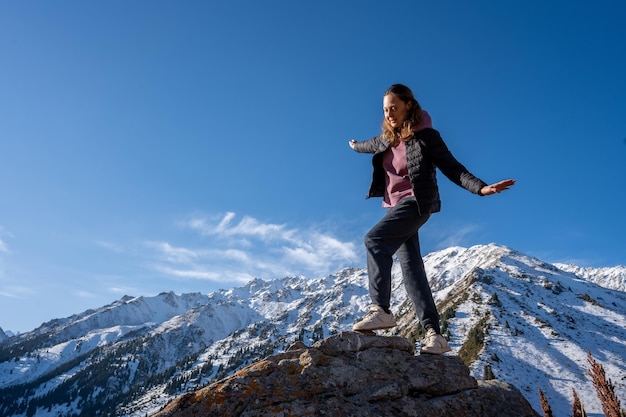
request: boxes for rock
[151,332,539,417]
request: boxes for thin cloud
[216,212,236,233]
[158,212,362,281]
[434,224,480,249]
[157,266,219,280]
[94,240,125,253]
[187,212,288,240]
[309,233,358,261]
[145,241,202,264]
[226,215,286,239]
[155,266,248,283]
[283,233,358,271]
[75,290,98,298]
[145,240,257,283]
[147,241,251,265]
[0,286,34,298]
[108,286,138,295]
[0,226,12,254]
[0,239,7,281]
[218,249,251,263]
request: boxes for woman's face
[383,94,411,128]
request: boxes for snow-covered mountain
[0,243,624,417]
[555,263,626,292]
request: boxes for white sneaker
[420,328,451,354]
[353,305,397,331]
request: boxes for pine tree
[483,364,495,381]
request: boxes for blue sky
[1,1,625,332]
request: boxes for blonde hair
[381,84,423,146]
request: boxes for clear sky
[1,1,625,333]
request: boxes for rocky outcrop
[152,332,539,417]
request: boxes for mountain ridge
[0,243,624,417]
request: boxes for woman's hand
[348,139,357,149]
[480,179,516,196]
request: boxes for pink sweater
[382,111,433,207]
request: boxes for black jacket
[352,128,487,216]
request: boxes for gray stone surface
[152,331,540,417]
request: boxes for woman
[349,84,514,354]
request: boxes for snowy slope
[425,245,626,417]
[0,244,624,417]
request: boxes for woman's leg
[364,197,430,312]
[396,233,440,333]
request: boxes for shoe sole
[352,323,397,332]
[420,347,452,355]
[353,329,376,335]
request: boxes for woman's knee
[364,231,383,251]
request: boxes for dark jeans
[364,196,440,333]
